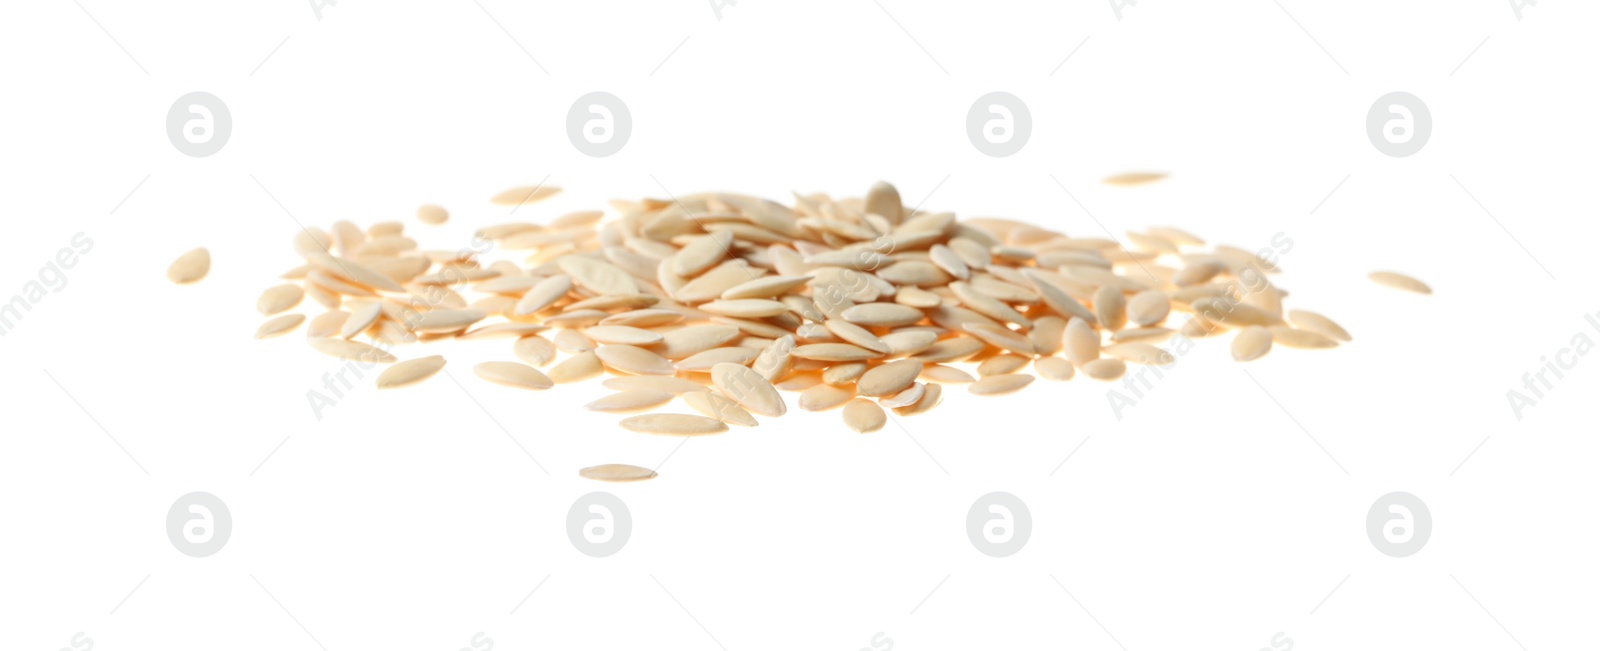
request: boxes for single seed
[416,204,449,225]
[699,299,790,318]
[1093,286,1127,331]
[1034,356,1075,381]
[474,361,554,390]
[257,284,304,315]
[879,383,925,408]
[1102,342,1175,365]
[857,359,922,397]
[1368,271,1431,294]
[792,343,883,362]
[1082,358,1126,381]
[603,375,709,394]
[842,398,886,433]
[969,374,1034,396]
[799,384,855,411]
[977,354,1029,377]
[1232,326,1273,362]
[548,351,603,384]
[920,364,976,384]
[619,413,728,436]
[255,313,305,339]
[841,302,925,327]
[594,344,677,376]
[586,389,675,413]
[578,464,657,482]
[376,355,447,389]
[893,382,942,416]
[583,325,665,346]
[677,347,761,372]
[1126,290,1171,326]
[490,185,561,206]
[167,247,210,284]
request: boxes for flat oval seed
[823,319,891,354]
[474,361,554,390]
[969,373,1034,396]
[1288,309,1352,342]
[548,351,603,384]
[257,284,304,315]
[1034,356,1076,381]
[583,325,665,345]
[306,311,349,338]
[1065,317,1100,367]
[1082,358,1127,381]
[167,247,210,284]
[1093,286,1127,331]
[410,309,487,333]
[602,376,710,394]
[676,347,761,372]
[515,275,573,315]
[1232,326,1273,362]
[680,390,759,427]
[698,299,790,318]
[912,336,985,363]
[1368,271,1431,294]
[672,230,735,277]
[491,185,561,206]
[857,359,922,397]
[376,355,447,389]
[721,275,813,300]
[792,343,883,362]
[585,389,675,413]
[977,354,1029,377]
[308,337,396,364]
[1126,290,1171,326]
[512,335,557,367]
[416,204,448,225]
[594,344,677,375]
[893,382,943,416]
[1269,326,1339,349]
[842,399,886,433]
[920,364,976,383]
[841,302,925,327]
[822,362,869,386]
[255,313,305,339]
[578,464,657,482]
[799,384,855,411]
[653,325,742,359]
[710,362,787,417]
[619,413,728,436]
[879,330,939,357]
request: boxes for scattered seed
[1082,358,1127,381]
[969,373,1034,396]
[681,390,759,426]
[474,361,554,390]
[255,313,305,339]
[586,389,675,413]
[376,355,447,389]
[1369,271,1431,295]
[710,362,786,417]
[841,398,886,433]
[167,247,210,284]
[579,464,657,482]
[1231,326,1273,362]
[619,413,728,436]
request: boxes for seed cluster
[173,181,1429,482]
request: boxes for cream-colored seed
[474,361,554,390]
[710,362,786,417]
[1034,356,1075,381]
[969,373,1034,396]
[1288,309,1352,342]
[585,389,675,413]
[1082,358,1127,381]
[1126,290,1171,326]
[167,247,210,284]
[416,204,449,225]
[681,390,759,426]
[308,337,396,364]
[594,344,677,376]
[841,398,886,433]
[376,355,447,389]
[977,354,1029,377]
[619,413,728,436]
[799,384,855,411]
[1092,286,1127,332]
[578,464,657,482]
[1368,271,1431,294]
[257,284,305,315]
[255,313,305,339]
[1231,326,1273,362]
[1269,326,1340,349]
[857,359,923,397]
[548,351,603,384]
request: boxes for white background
[2,1,1597,649]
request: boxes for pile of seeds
[178,181,1430,482]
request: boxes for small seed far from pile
[220,180,1401,482]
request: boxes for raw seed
[681,390,759,426]
[1034,356,1075,381]
[376,355,447,389]
[969,373,1034,396]
[594,344,677,376]
[586,389,675,413]
[619,413,728,435]
[308,337,396,364]
[167,247,210,284]
[548,351,603,384]
[474,361,554,390]
[842,398,886,433]
[1288,309,1352,342]
[856,359,922,397]
[1232,326,1272,362]
[1082,358,1127,381]
[710,362,786,417]
[878,383,925,408]
[798,384,855,411]
[1269,326,1339,349]
[1368,271,1431,294]
[257,284,305,315]
[255,313,305,338]
[579,464,657,482]
[416,204,449,225]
